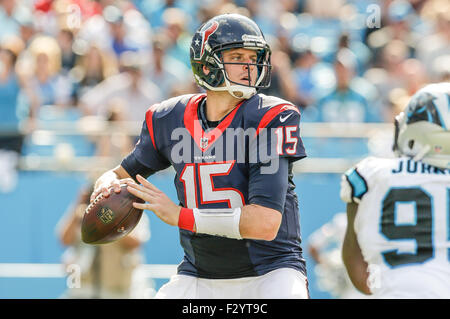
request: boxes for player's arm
[340,165,372,295]
[239,204,281,241]
[238,156,291,241]
[126,174,281,241]
[342,202,371,295]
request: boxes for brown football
[81,184,145,244]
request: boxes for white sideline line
[0,263,177,279]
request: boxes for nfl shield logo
[97,207,114,224]
[200,137,209,149]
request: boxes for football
[81,184,145,244]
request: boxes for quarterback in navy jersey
[90,13,309,298]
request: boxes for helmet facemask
[190,14,272,100]
[194,45,271,99]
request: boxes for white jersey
[340,156,450,298]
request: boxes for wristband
[193,207,243,239]
[178,207,196,232]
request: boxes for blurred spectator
[416,0,450,82]
[79,51,162,122]
[160,7,192,69]
[17,12,35,47]
[104,5,139,57]
[308,212,369,299]
[143,34,189,99]
[0,39,26,193]
[400,58,428,95]
[433,54,450,82]
[311,48,382,123]
[0,0,32,42]
[57,182,152,299]
[71,43,119,104]
[261,49,299,104]
[135,0,198,31]
[305,0,343,19]
[365,40,429,122]
[292,47,319,108]
[171,75,202,97]
[17,35,73,119]
[0,42,25,150]
[76,5,152,59]
[95,97,134,162]
[57,28,77,74]
[367,0,420,65]
[382,58,428,122]
[366,39,408,92]
[335,32,372,76]
[364,39,409,121]
[246,0,283,37]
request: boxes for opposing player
[341,82,450,298]
[89,14,309,298]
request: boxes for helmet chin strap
[221,76,256,99]
[412,144,431,162]
[195,74,257,99]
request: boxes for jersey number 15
[180,161,245,209]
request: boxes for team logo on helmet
[393,83,450,169]
[192,21,219,61]
[406,92,443,127]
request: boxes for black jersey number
[380,187,434,267]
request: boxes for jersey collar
[184,94,244,152]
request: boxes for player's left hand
[126,174,181,227]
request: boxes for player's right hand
[90,178,135,203]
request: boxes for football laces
[86,193,104,213]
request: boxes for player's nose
[242,59,255,70]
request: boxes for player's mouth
[239,75,251,85]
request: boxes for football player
[341,82,450,298]
[89,14,309,298]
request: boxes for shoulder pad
[149,94,195,119]
[257,94,294,110]
[340,156,387,203]
[245,94,300,134]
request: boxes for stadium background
[0,0,448,298]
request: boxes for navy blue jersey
[122,93,307,279]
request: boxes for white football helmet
[393,82,450,169]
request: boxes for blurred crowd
[0,0,449,161]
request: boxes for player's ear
[202,65,210,75]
